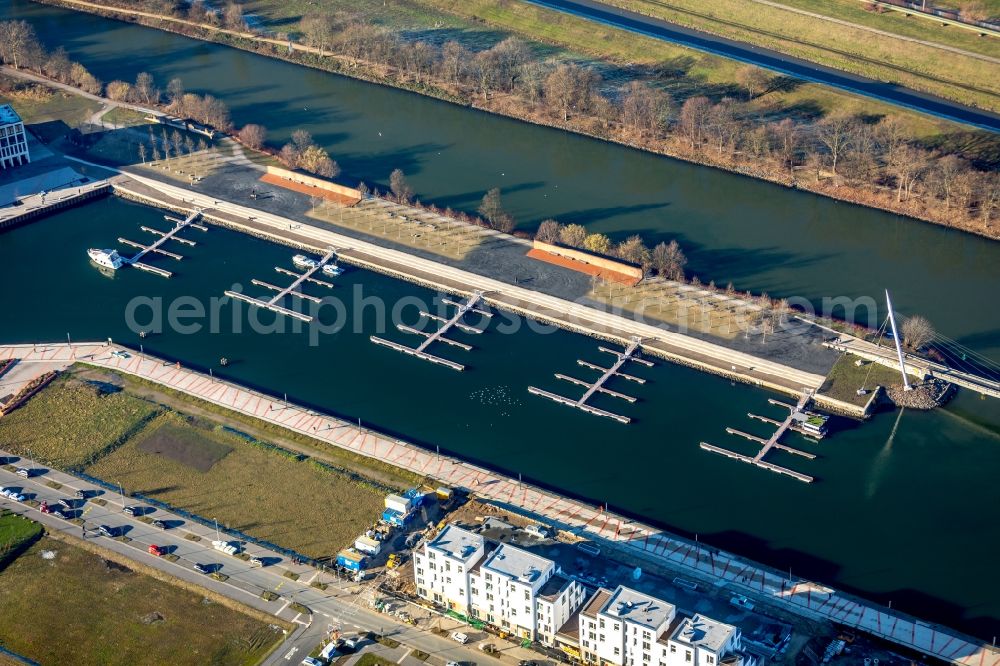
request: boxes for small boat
[88,248,124,270]
[292,254,319,270]
[322,263,344,277]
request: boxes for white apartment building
[469,542,586,644]
[576,586,755,666]
[413,524,485,611]
[661,614,752,666]
[414,523,587,645]
[579,586,677,666]
[0,105,30,169]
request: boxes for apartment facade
[576,586,755,666]
[0,105,30,170]
[413,524,485,611]
[414,524,586,645]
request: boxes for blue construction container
[336,549,365,572]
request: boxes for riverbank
[3,341,995,666]
[26,0,1000,242]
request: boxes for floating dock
[224,249,337,323]
[528,337,649,424]
[117,209,204,278]
[700,393,819,483]
[370,292,490,371]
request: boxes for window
[685,651,692,663]
[429,562,437,570]
[459,589,465,596]
[445,562,452,572]
[614,624,621,631]
[670,646,677,654]
[600,619,606,629]
[417,568,424,575]
[706,658,714,665]
[589,632,596,641]
[614,648,621,656]
[643,642,651,650]
[445,577,452,584]
[644,632,651,640]
[525,606,531,615]
[472,588,478,596]
[600,634,605,642]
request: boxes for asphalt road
[0,455,541,666]
[524,0,1000,132]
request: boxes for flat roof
[482,542,553,584]
[428,524,483,563]
[580,588,613,619]
[0,105,22,126]
[671,614,736,653]
[539,573,574,601]
[600,586,675,631]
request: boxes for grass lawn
[85,411,386,559]
[246,0,980,142]
[355,654,400,666]
[0,375,160,470]
[0,76,103,127]
[0,536,283,666]
[101,106,153,127]
[592,0,999,110]
[0,511,44,568]
[818,354,903,406]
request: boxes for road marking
[305,570,320,585]
[275,580,285,591]
[279,600,291,615]
[398,648,413,663]
[283,646,299,660]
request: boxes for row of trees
[0,20,233,132]
[288,15,999,232]
[535,219,688,280]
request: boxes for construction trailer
[336,549,366,573]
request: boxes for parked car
[8,493,25,502]
[451,632,469,645]
[342,636,361,651]
[301,658,324,666]
[51,509,68,519]
[729,594,755,611]
[193,563,210,574]
[249,556,264,567]
[75,489,88,499]
[15,468,30,478]
[447,662,462,666]
[123,506,139,517]
[0,487,12,498]
[97,524,115,538]
[152,519,168,530]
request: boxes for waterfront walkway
[109,171,830,400]
[1,342,995,666]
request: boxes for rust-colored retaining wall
[532,240,644,281]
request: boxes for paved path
[2,342,995,666]
[106,170,828,398]
[0,446,539,666]
[524,0,1000,131]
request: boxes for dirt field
[0,536,283,666]
[86,412,385,559]
[0,375,160,469]
[137,420,233,472]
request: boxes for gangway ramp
[370,291,490,372]
[528,337,649,424]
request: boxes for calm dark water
[2,198,998,636]
[1,0,999,637]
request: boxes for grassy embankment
[0,369,418,559]
[0,511,44,568]
[600,0,999,111]
[245,0,992,141]
[0,73,102,127]
[817,354,904,406]
[0,533,284,665]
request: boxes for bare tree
[167,77,185,106]
[69,62,102,95]
[616,235,652,272]
[135,72,158,106]
[977,171,1000,228]
[105,80,134,102]
[770,118,799,176]
[137,142,147,165]
[389,168,414,203]
[535,219,562,244]
[299,145,340,178]
[652,240,687,281]
[238,123,268,150]
[621,81,670,137]
[478,187,510,230]
[736,65,771,100]
[544,63,600,122]
[0,20,43,71]
[959,0,989,21]
[558,223,588,248]
[815,114,856,177]
[677,96,711,149]
[887,143,930,202]
[901,315,934,350]
[223,2,247,31]
[301,14,337,55]
[43,47,73,83]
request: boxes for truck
[384,494,412,515]
[336,549,366,573]
[354,535,382,556]
[212,540,241,556]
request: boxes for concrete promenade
[2,342,996,666]
[110,171,829,400]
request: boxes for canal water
[2,198,998,636]
[1,0,999,637]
